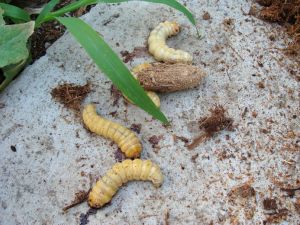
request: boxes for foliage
[0,0,198,123]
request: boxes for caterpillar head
[171,22,180,34]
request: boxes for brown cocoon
[135,63,206,93]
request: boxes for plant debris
[228,183,256,199]
[110,85,122,106]
[120,46,149,63]
[79,208,98,225]
[257,0,300,61]
[130,123,142,134]
[51,83,91,113]
[187,105,233,150]
[148,135,163,148]
[63,190,89,212]
[263,198,278,210]
[202,11,211,20]
[228,181,257,220]
[280,186,300,197]
[173,135,189,145]
[263,208,289,224]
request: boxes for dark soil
[30,1,93,62]
[51,83,91,113]
[187,105,233,150]
[257,0,300,59]
[30,20,66,61]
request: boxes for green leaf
[35,0,60,28]
[0,10,34,67]
[0,3,30,23]
[0,58,28,92]
[0,8,4,25]
[57,17,168,123]
[42,0,196,27]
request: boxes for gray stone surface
[0,1,299,224]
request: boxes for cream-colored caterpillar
[82,104,142,158]
[88,159,163,208]
[148,21,193,63]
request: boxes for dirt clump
[130,123,142,134]
[203,12,211,20]
[51,83,91,112]
[257,0,300,58]
[187,105,233,150]
[263,198,278,210]
[148,135,163,148]
[110,85,122,106]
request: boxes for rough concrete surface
[0,0,299,224]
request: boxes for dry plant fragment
[187,105,233,149]
[82,104,142,158]
[88,159,163,208]
[148,21,193,63]
[51,83,90,112]
[135,63,206,93]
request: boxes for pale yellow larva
[82,104,142,158]
[148,21,193,63]
[88,159,163,208]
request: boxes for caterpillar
[148,21,193,63]
[88,159,163,208]
[82,104,142,158]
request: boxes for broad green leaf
[0,11,34,67]
[0,58,28,92]
[57,17,168,123]
[35,0,59,28]
[0,3,30,22]
[42,0,196,27]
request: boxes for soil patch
[51,83,91,113]
[257,0,300,60]
[187,105,233,150]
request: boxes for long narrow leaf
[42,0,196,26]
[57,17,168,123]
[0,3,30,22]
[35,0,59,28]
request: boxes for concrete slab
[0,0,299,224]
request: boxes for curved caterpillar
[82,104,142,158]
[88,159,163,208]
[148,21,193,63]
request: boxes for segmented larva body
[82,104,142,158]
[88,159,163,208]
[148,21,193,63]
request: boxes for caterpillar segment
[148,21,193,63]
[88,159,164,208]
[82,104,142,158]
